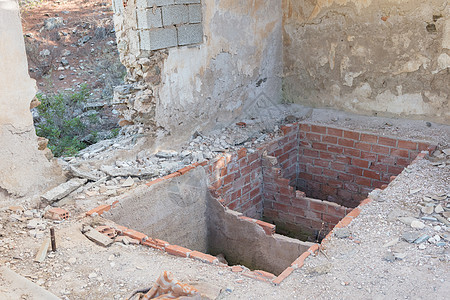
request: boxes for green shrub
[35,85,90,157]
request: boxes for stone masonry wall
[111,0,283,139]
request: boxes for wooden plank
[34,239,50,263]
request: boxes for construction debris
[127,271,199,300]
[41,178,88,203]
[34,239,50,263]
[83,228,114,247]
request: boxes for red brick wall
[206,150,263,219]
[205,122,434,235]
[262,153,349,240]
[296,123,434,207]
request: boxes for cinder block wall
[136,0,203,50]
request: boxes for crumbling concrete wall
[282,0,450,124]
[0,0,63,200]
[112,0,282,137]
[104,167,210,252]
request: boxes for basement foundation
[102,122,435,276]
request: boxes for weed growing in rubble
[35,85,91,157]
[35,84,120,157]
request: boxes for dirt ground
[0,142,448,300]
[20,0,124,101]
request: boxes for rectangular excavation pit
[103,122,434,276]
[103,167,315,276]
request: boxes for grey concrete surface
[0,266,60,300]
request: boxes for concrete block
[162,5,189,26]
[137,0,175,9]
[175,0,200,4]
[137,8,163,29]
[140,28,177,50]
[177,23,203,46]
[188,4,202,23]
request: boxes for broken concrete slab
[68,165,103,181]
[41,178,87,202]
[0,266,60,299]
[100,165,158,178]
[84,228,113,247]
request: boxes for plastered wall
[282,0,450,124]
[112,0,282,137]
[0,0,62,199]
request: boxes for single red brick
[310,199,327,212]
[344,147,360,157]
[360,151,377,161]
[177,165,194,175]
[254,270,276,280]
[47,207,70,220]
[123,229,147,243]
[190,251,218,264]
[378,137,397,147]
[145,177,163,186]
[331,162,346,171]
[322,135,338,144]
[231,266,244,272]
[347,166,363,176]
[309,166,323,175]
[372,145,390,154]
[314,159,330,168]
[337,172,353,181]
[114,225,128,234]
[359,198,373,206]
[363,169,380,180]
[237,148,247,159]
[417,142,430,151]
[311,125,327,134]
[312,142,327,151]
[198,160,208,166]
[346,207,361,218]
[355,142,371,151]
[273,267,294,285]
[327,127,343,137]
[398,140,417,150]
[299,123,311,132]
[255,220,276,235]
[390,148,409,158]
[280,125,292,135]
[165,245,191,258]
[86,204,110,216]
[291,252,310,269]
[389,165,404,175]
[335,216,353,228]
[355,176,371,187]
[338,138,355,148]
[306,132,321,141]
[360,134,378,143]
[343,130,360,140]
[323,169,338,179]
[353,158,369,168]
[328,145,343,154]
[163,172,182,180]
